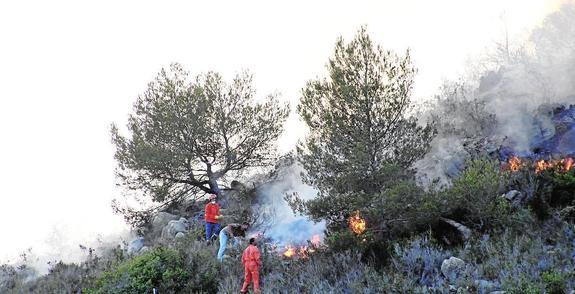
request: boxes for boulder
[152,212,179,231]
[161,218,189,239]
[502,190,527,207]
[175,232,186,239]
[127,237,145,256]
[441,257,465,282]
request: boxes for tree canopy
[297,27,435,200]
[111,64,289,211]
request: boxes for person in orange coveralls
[240,237,261,294]
[204,194,221,242]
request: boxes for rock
[441,217,472,241]
[161,218,189,239]
[127,237,145,256]
[139,246,149,254]
[441,257,465,282]
[152,212,179,231]
[502,190,526,206]
[175,232,186,239]
[489,292,506,294]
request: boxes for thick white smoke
[250,164,325,245]
[416,2,575,185]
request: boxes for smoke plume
[416,2,575,185]
[250,164,325,245]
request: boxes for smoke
[250,164,325,245]
[1,225,131,277]
[416,2,575,185]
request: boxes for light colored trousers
[217,230,238,261]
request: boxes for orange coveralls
[240,244,261,293]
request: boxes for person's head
[241,221,250,230]
[249,237,256,245]
[208,194,217,203]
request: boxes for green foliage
[111,63,289,225]
[440,158,509,229]
[540,169,575,209]
[173,236,220,292]
[542,270,567,294]
[297,26,434,200]
[506,279,543,294]
[88,247,190,293]
[324,230,363,254]
[373,180,441,237]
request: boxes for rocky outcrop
[152,212,179,231]
[161,217,189,240]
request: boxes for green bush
[373,180,441,238]
[173,236,220,292]
[542,270,567,294]
[440,158,509,229]
[88,247,190,294]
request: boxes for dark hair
[242,221,250,227]
[249,238,256,245]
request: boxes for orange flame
[535,159,549,173]
[562,157,573,172]
[283,246,296,258]
[508,156,523,172]
[311,234,321,247]
[349,210,366,235]
[298,246,310,259]
[280,235,324,259]
[534,157,574,173]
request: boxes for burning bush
[503,155,575,220]
[348,211,366,235]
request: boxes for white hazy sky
[0,0,565,264]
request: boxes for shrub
[440,158,509,230]
[88,247,190,293]
[219,248,386,294]
[372,180,441,238]
[542,270,567,294]
[173,236,220,293]
[391,234,450,288]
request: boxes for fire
[282,245,316,259]
[508,156,524,172]
[280,235,324,259]
[562,157,573,172]
[311,234,321,247]
[506,156,575,173]
[348,210,366,235]
[298,246,310,259]
[535,159,548,173]
[283,245,296,258]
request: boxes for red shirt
[204,202,220,223]
[242,244,261,267]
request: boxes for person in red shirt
[204,194,221,242]
[240,237,261,294]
